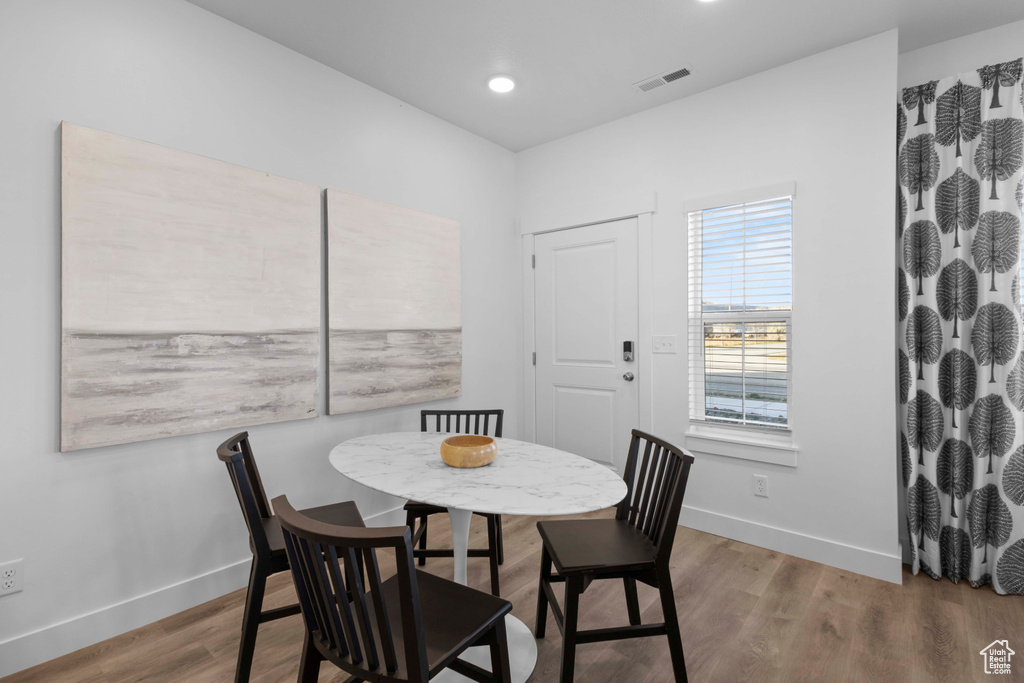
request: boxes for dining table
[330,431,628,683]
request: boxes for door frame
[521,194,657,452]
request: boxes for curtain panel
[898,58,1024,595]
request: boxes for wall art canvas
[326,189,461,414]
[61,123,321,451]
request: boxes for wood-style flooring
[5,509,1023,682]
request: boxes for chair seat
[398,571,511,676]
[404,501,498,520]
[325,570,510,679]
[537,518,657,574]
[262,500,365,556]
[404,500,447,514]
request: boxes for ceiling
[186,0,1024,151]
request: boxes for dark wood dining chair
[404,409,504,596]
[273,494,513,683]
[216,432,366,683]
[534,429,695,683]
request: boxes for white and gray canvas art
[61,123,321,451]
[327,189,462,414]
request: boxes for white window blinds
[688,196,793,429]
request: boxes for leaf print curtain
[899,58,1024,595]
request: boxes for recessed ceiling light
[488,76,515,93]
[698,0,717,3]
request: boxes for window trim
[686,183,797,461]
[681,181,797,216]
[686,423,798,468]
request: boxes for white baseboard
[679,504,903,584]
[0,504,408,679]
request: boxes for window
[688,195,793,430]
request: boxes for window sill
[684,425,798,467]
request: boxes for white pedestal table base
[432,508,537,683]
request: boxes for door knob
[622,372,635,381]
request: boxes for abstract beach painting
[61,123,321,451]
[326,189,461,414]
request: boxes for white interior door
[534,218,639,472]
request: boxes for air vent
[662,67,691,83]
[633,65,693,93]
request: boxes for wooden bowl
[440,435,497,468]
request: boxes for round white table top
[330,432,627,516]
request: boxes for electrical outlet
[652,335,677,354]
[0,559,23,596]
[753,475,769,498]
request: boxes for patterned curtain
[898,58,1024,595]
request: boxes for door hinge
[532,351,536,365]
[531,254,535,268]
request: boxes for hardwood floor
[6,509,1023,682]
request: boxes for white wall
[517,31,902,582]
[0,0,518,676]
[899,18,1024,89]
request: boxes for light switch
[652,335,676,354]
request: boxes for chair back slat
[621,438,650,526]
[636,444,662,531]
[319,544,356,655]
[421,409,504,437]
[363,547,399,672]
[325,546,362,661]
[617,430,695,562]
[393,534,430,682]
[237,436,271,519]
[274,495,429,681]
[643,444,663,528]
[309,540,350,658]
[650,455,679,542]
[653,454,693,561]
[343,546,379,670]
[282,528,320,639]
[292,537,337,655]
[643,445,671,538]
[216,433,272,560]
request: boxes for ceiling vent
[633,65,693,93]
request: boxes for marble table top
[330,432,628,516]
